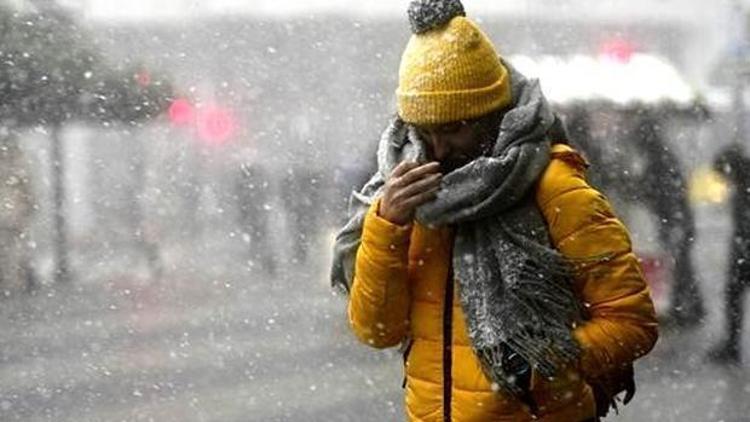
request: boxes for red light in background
[168,98,194,126]
[167,97,239,146]
[599,39,636,63]
[196,105,237,145]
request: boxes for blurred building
[6,0,745,282]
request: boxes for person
[280,166,326,264]
[330,1,659,420]
[235,162,277,274]
[708,142,750,364]
[280,113,329,265]
[0,134,35,296]
[631,116,704,328]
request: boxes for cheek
[423,140,437,159]
[451,132,479,154]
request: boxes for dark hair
[473,109,503,155]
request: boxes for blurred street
[2,0,750,421]
[0,202,747,422]
[0,234,405,422]
[618,204,750,422]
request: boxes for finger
[391,160,420,178]
[394,162,441,187]
[395,173,442,200]
[401,186,440,209]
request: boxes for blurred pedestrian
[708,142,750,363]
[0,135,35,296]
[633,116,704,328]
[280,167,326,264]
[278,113,329,265]
[565,107,627,195]
[331,1,659,420]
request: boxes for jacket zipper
[443,267,454,422]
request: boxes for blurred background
[1,0,750,420]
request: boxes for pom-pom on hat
[397,0,512,125]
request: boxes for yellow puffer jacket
[347,144,659,422]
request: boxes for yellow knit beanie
[397,0,512,126]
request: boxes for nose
[429,134,450,161]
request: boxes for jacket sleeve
[536,147,659,380]
[347,199,412,349]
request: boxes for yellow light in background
[689,166,729,205]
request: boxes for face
[414,120,490,173]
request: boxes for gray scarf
[330,64,581,395]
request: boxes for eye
[413,126,429,140]
[439,122,464,134]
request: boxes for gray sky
[74,0,725,24]
[66,0,734,87]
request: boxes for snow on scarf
[330,63,582,396]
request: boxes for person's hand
[378,161,442,226]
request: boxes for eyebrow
[418,121,467,132]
